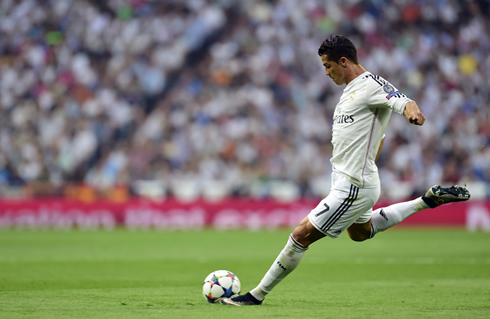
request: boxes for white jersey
[331,71,412,189]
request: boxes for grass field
[1,228,489,319]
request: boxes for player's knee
[291,225,308,243]
[291,219,325,247]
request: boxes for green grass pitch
[1,228,489,318]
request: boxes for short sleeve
[364,75,412,115]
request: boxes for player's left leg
[249,217,326,298]
[347,185,471,241]
[221,172,377,306]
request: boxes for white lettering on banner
[168,209,187,228]
[165,209,186,228]
[0,208,116,230]
[186,208,205,228]
[243,210,264,231]
[166,208,205,229]
[0,213,9,227]
[151,209,169,229]
[124,207,205,229]
[288,208,310,228]
[38,208,64,228]
[71,209,97,230]
[263,209,289,229]
[37,208,72,229]
[466,205,490,231]
[69,209,115,230]
[15,209,38,228]
[213,209,242,229]
[125,208,162,229]
[213,208,299,230]
[2,200,489,230]
[94,210,116,229]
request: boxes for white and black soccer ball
[202,270,241,303]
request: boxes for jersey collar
[346,71,370,88]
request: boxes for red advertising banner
[0,198,489,231]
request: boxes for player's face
[321,55,346,85]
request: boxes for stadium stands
[0,0,488,202]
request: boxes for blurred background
[2,3,489,314]
[0,0,489,205]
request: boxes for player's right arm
[365,75,416,118]
[403,101,425,126]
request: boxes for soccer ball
[202,270,241,303]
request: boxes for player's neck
[345,64,367,85]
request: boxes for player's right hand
[403,102,425,126]
[408,111,425,126]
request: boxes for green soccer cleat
[422,185,471,208]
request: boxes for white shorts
[308,171,380,238]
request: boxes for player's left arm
[403,101,425,126]
[375,136,385,162]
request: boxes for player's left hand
[408,111,425,126]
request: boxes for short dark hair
[318,35,359,64]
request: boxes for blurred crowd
[0,0,489,201]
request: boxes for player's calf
[346,222,372,242]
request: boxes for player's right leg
[422,185,471,208]
[367,185,471,239]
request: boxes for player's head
[318,35,359,65]
[318,35,360,85]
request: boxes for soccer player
[220,35,471,306]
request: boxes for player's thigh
[308,180,379,239]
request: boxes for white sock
[370,197,429,238]
[250,234,307,301]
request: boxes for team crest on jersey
[383,84,395,94]
[349,91,356,101]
